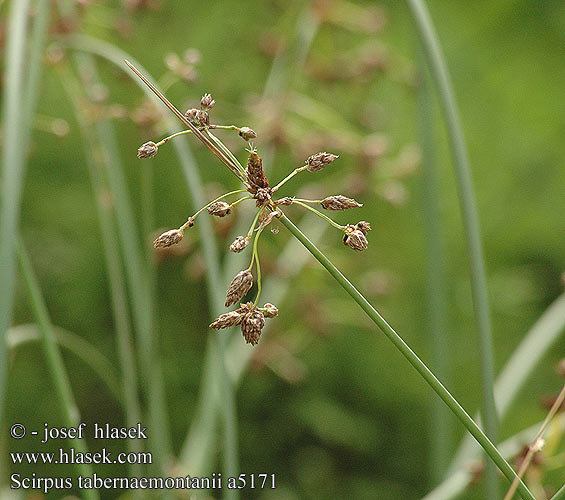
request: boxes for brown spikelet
[246,150,269,189]
[263,303,278,318]
[240,309,265,345]
[225,270,253,307]
[210,311,242,329]
[207,201,232,217]
[230,236,249,253]
[153,229,183,248]
[343,225,368,251]
[137,141,158,158]
[200,93,215,110]
[320,195,362,210]
[305,152,339,172]
[238,127,257,141]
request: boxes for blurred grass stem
[418,56,451,480]
[406,0,498,494]
[279,214,534,500]
[17,243,99,500]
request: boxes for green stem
[252,229,264,306]
[272,165,308,192]
[406,0,498,495]
[205,129,246,175]
[17,243,99,500]
[246,209,264,239]
[292,201,346,230]
[230,196,253,209]
[278,214,534,500]
[155,129,193,146]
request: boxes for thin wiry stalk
[418,57,451,480]
[63,36,240,492]
[59,61,144,481]
[450,291,565,471]
[180,6,321,474]
[423,413,565,500]
[406,0,498,495]
[8,324,121,403]
[17,243,99,500]
[278,214,534,500]
[502,383,565,500]
[0,0,31,428]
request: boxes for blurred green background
[2,0,565,499]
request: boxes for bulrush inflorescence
[129,61,370,345]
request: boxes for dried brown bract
[153,229,183,248]
[321,195,362,210]
[137,141,158,158]
[306,151,339,172]
[207,202,232,217]
[209,311,242,329]
[230,236,249,253]
[355,220,371,235]
[225,270,254,307]
[274,197,294,206]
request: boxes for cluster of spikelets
[137,93,371,345]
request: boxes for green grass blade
[278,214,534,500]
[63,36,240,492]
[406,0,498,495]
[0,0,31,428]
[17,242,99,500]
[8,323,121,403]
[551,485,565,500]
[58,61,145,479]
[419,56,451,482]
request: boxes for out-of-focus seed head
[240,309,265,345]
[195,109,209,127]
[263,303,278,318]
[230,236,249,253]
[238,127,257,141]
[246,150,270,189]
[321,195,362,211]
[343,225,368,251]
[556,358,565,378]
[200,93,215,110]
[210,311,242,329]
[355,220,372,235]
[305,151,339,172]
[207,201,232,217]
[274,197,294,206]
[184,108,200,126]
[153,229,184,248]
[225,270,254,307]
[137,141,158,159]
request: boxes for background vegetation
[2,0,564,499]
